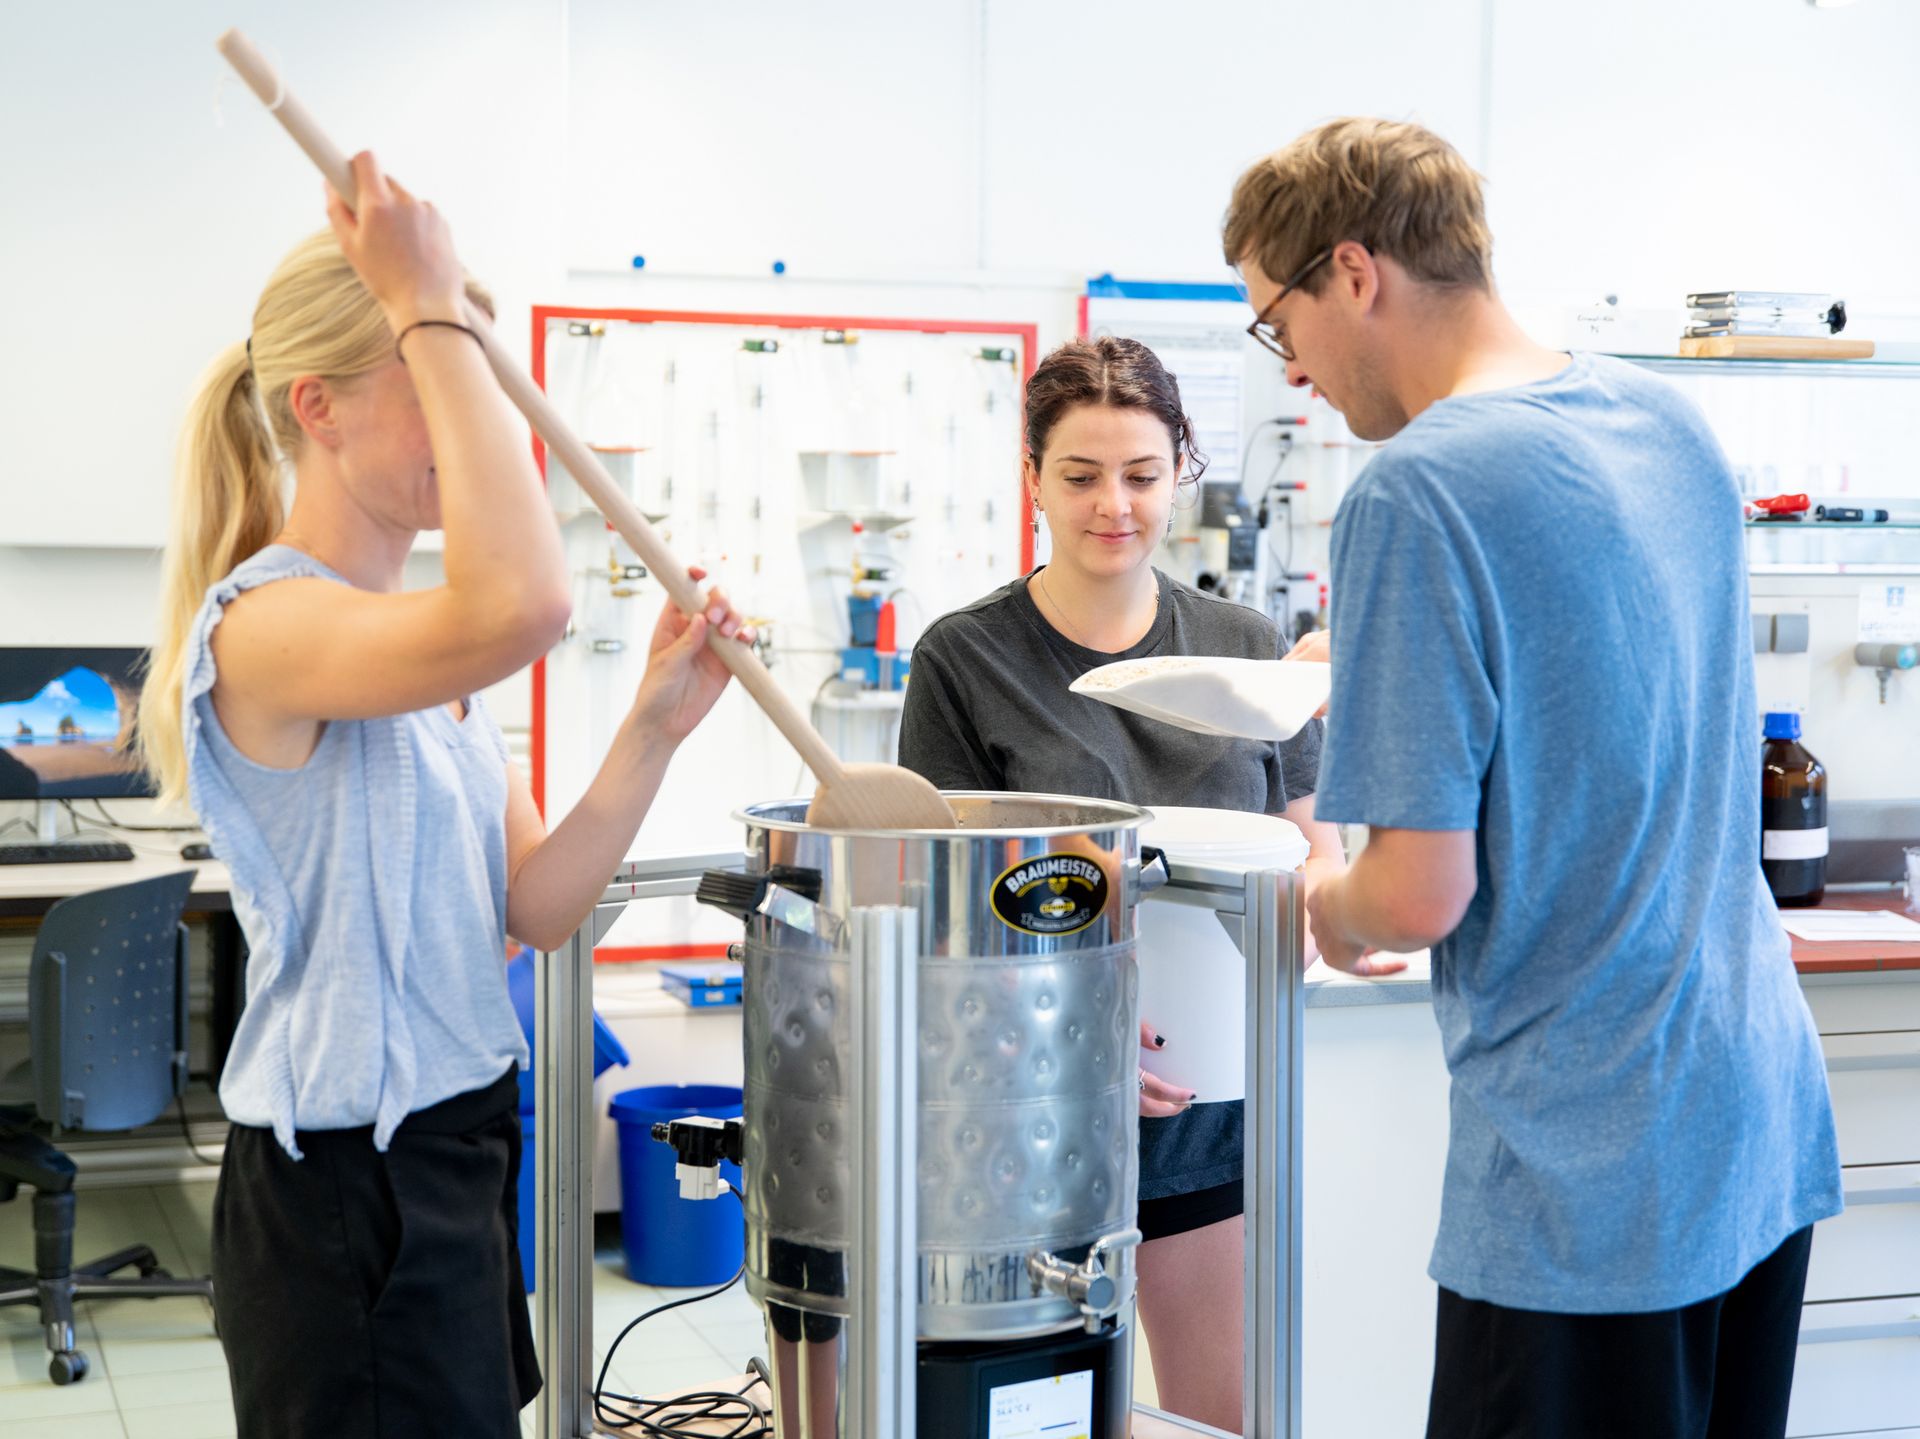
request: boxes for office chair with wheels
[0,870,216,1385]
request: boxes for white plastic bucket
[1137,806,1311,1102]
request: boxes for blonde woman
[140,154,750,1438]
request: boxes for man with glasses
[1222,118,1839,1438]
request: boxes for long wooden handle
[214,29,849,789]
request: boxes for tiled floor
[0,1183,227,1439]
[2,1181,1160,1436]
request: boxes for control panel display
[987,1369,1093,1439]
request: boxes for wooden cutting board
[1679,335,1876,359]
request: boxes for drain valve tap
[1028,1228,1142,1332]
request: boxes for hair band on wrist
[395,319,483,364]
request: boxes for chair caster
[138,1259,170,1279]
[50,1349,89,1385]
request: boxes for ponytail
[138,230,496,804]
[139,343,285,804]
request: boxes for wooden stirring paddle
[215,29,954,832]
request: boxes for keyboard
[0,841,137,865]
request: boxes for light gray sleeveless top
[184,545,528,1158]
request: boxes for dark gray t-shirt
[898,566,1323,1200]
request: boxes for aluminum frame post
[1242,866,1304,1439]
[530,853,741,1439]
[536,916,603,1439]
[844,904,919,1438]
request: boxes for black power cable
[175,1090,223,1169]
[593,1377,771,1438]
[74,798,201,834]
[1237,416,1284,486]
[592,1189,774,1437]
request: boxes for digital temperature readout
[986,1369,1094,1438]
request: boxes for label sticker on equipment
[990,853,1109,936]
[1763,827,1829,861]
[988,1369,1093,1438]
[1859,585,1919,644]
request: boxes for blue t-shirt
[1315,352,1841,1313]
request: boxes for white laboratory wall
[1749,574,1920,812]
[0,0,569,552]
[1485,0,1920,316]
[561,0,984,276]
[980,0,1487,276]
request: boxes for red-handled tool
[1749,493,1811,518]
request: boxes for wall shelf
[814,689,907,711]
[798,509,916,533]
[1619,353,1920,380]
[1748,521,1920,532]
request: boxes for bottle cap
[1762,711,1802,741]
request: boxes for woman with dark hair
[898,335,1339,1430]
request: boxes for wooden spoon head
[805,762,957,831]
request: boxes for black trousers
[1427,1226,1814,1439]
[212,1066,541,1439]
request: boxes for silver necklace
[1036,567,1156,651]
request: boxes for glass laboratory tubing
[1761,711,1827,908]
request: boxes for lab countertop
[1304,949,1434,1007]
[1301,885,1920,1008]
[1781,886,1920,975]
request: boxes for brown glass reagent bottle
[1761,710,1827,908]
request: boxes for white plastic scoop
[1070,656,1330,742]
[214,29,954,832]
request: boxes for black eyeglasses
[1246,246,1333,362]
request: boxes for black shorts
[211,1066,541,1439]
[763,1240,847,1344]
[1426,1225,1814,1439]
[1137,1180,1243,1243]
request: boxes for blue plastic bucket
[504,947,630,1114]
[609,1084,744,1287]
[516,1110,537,1293]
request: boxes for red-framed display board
[526,305,1036,960]
[526,303,1036,814]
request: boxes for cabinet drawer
[1806,1166,1920,1302]
[1788,1298,1920,1436]
[1803,977,1920,1035]
[1825,1034,1920,1167]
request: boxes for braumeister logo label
[990,852,1109,936]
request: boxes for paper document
[1778,910,1920,943]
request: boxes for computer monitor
[0,647,154,801]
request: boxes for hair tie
[394,319,483,365]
